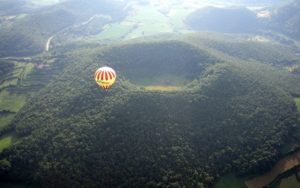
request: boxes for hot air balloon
[94,66,116,90]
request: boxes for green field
[126,23,173,39]
[294,98,300,112]
[95,6,175,41]
[15,62,35,79]
[0,79,18,90]
[0,114,15,131]
[95,23,134,41]
[214,174,248,188]
[90,5,189,42]
[127,6,169,23]
[129,73,190,87]
[0,62,33,113]
[0,135,13,152]
[73,4,195,44]
[0,62,34,90]
[0,90,27,112]
[21,63,35,79]
[144,85,183,91]
[125,6,173,39]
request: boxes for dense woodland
[272,1,300,40]
[186,7,261,33]
[0,39,299,187]
[1,1,300,187]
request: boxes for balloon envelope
[94,66,116,90]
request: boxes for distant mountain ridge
[0,0,126,57]
[185,6,262,33]
[272,0,300,40]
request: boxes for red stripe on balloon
[97,71,102,80]
[108,71,113,79]
[101,71,104,80]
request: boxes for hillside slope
[185,7,262,33]
[272,0,300,40]
[0,0,126,57]
[0,39,299,188]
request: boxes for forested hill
[185,7,261,33]
[0,38,299,188]
[185,0,300,42]
[272,0,300,40]
[0,0,126,57]
[183,34,300,67]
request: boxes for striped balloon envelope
[94,66,117,90]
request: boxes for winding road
[44,14,109,52]
[45,36,53,51]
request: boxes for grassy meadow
[0,134,13,152]
[214,174,248,188]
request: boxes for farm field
[144,85,183,91]
[0,134,13,152]
[214,174,247,188]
